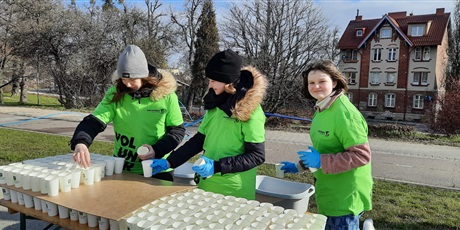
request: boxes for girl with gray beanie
[70,45,185,181]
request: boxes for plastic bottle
[363,218,375,230]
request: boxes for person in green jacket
[281,60,373,229]
[150,49,268,199]
[70,45,185,181]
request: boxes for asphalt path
[0,105,459,228]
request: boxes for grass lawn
[0,128,459,230]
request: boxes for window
[388,48,396,61]
[380,28,391,38]
[368,93,377,107]
[344,50,358,61]
[412,72,429,85]
[411,25,425,36]
[346,93,353,102]
[385,94,396,107]
[370,72,380,84]
[413,94,424,109]
[373,48,382,61]
[356,29,363,36]
[344,72,357,84]
[414,47,422,60]
[423,47,430,60]
[386,72,396,84]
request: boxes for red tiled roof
[338,10,451,49]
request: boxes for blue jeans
[325,212,364,230]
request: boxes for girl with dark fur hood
[151,49,268,199]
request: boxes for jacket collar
[314,90,344,112]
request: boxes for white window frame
[344,72,357,84]
[370,72,380,84]
[388,48,396,61]
[385,94,396,108]
[411,25,425,36]
[423,47,430,60]
[381,28,391,38]
[356,29,363,36]
[386,72,396,84]
[373,48,382,61]
[415,47,422,60]
[413,94,424,109]
[368,93,377,107]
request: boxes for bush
[368,123,416,138]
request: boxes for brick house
[337,8,451,121]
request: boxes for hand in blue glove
[280,161,298,173]
[150,159,170,175]
[297,146,321,168]
[192,156,214,178]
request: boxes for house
[337,8,451,121]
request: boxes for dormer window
[380,28,391,38]
[410,24,425,36]
[356,29,363,36]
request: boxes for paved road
[0,106,459,228]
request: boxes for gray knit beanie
[113,45,149,80]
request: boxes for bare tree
[446,0,460,90]
[222,0,338,112]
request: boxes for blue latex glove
[298,146,321,168]
[192,156,214,178]
[280,161,298,173]
[150,159,169,175]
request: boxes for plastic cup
[87,214,98,227]
[58,172,72,192]
[23,194,34,208]
[114,157,125,174]
[78,211,88,224]
[69,209,78,221]
[137,146,149,156]
[30,172,41,192]
[104,158,115,176]
[1,187,10,201]
[70,169,81,189]
[275,163,285,178]
[20,171,32,190]
[9,190,18,203]
[98,217,109,230]
[40,199,47,213]
[109,219,119,230]
[12,168,23,188]
[92,164,104,182]
[58,205,69,219]
[141,160,153,177]
[46,201,58,216]
[0,166,7,184]
[33,197,42,211]
[16,192,25,205]
[38,173,49,195]
[82,168,95,185]
[194,158,211,178]
[3,167,14,186]
[46,175,60,196]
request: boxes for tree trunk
[19,76,28,104]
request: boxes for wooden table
[0,173,194,230]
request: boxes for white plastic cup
[98,217,109,230]
[38,173,49,195]
[275,163,285,178]
[194,158,212,178]
[114,157,125,174]
[1,187,10,200]
[20,171,32,190]
[69,209,78,221]
[104,158,115,176]
[46,201,58,217]
[92,164,104,182]
[58,205,70,219]
[141,160,153,178]
[78,211,88,224]
[58,172,72,192]
[33,197,42,211]
[46,175,60,197]
[16,192,25,205]
[9,190,18,203]
[40,199,47,213]
[30,172,41,192]
[70,169,81,189]
[137,146,149,156]
[82,168,95,186]
[12,168,23,188]
[109,219,119,230]
[23,194,34,208]
[87,214,98,228]
[0,166,7,184]
[3,167,14,186]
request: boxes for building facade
[337,8,451,121]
